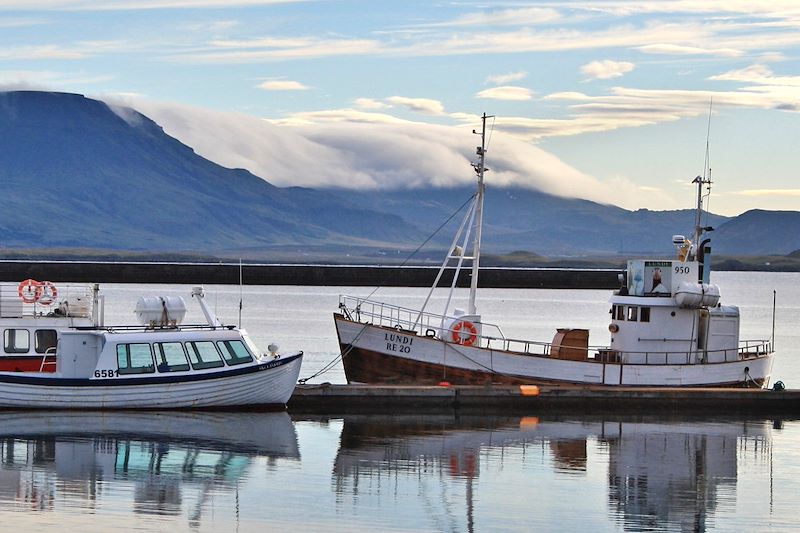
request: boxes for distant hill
[329,187,730,255]
[0,90,798,261]
[0,91,423,254]
[711,210,800,255]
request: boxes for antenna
[238,258,243,328]
[693,98,714,250]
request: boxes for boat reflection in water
[0,411,299,525]
[332,415,772,532]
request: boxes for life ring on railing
[37,281,58,306]
[18,279,42,303]
[451,320,478,346]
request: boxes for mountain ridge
[1,90,798,259]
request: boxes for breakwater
[0,261,622,289]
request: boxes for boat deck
[288,383,800,416]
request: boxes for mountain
[0,91,422,254]
[711,210,800,255]
[328,187,731,255]
[1,90,797,260]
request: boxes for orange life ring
[451,320,478,346]
[18,279,42,303]
[38,281,58,306]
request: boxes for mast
[468,113,491,315]
[692,99,713,254]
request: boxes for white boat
[0,284,302,408]
[334,113,774,387]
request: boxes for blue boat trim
[0,352,303,387]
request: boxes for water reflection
[0,411,299,526]
[331,415,772,532]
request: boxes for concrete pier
[288,384,800,416]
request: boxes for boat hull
[335,315,773,388]
[0,352,303,409]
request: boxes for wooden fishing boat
[334,113,774,387]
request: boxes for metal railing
[338,295,774,366]
[0,282,94,319]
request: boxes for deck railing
[0,282,94,319]
[338,295,773,365]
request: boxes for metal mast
[692,99,714,252]
[468,113,491,315]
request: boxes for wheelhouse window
[34,329,57,354]
[117,343,155,375]
[154,342,190,372]
[185,341,225,370]
[640,307,651,323]
[616,306,625,321]
[217,340,254,366]
[4,329,30,354]
[627,306,638,322]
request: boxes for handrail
[339,294,774,365]
[39,346,58,372]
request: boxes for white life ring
[451,320,478,346]
[18,279,42,303]
[38,281,59,306]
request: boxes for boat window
[185,341,225,370]
[154,342,190,372]
[640,307,651,323]
[627,306,638,322]
[616,306,625,321]
[116,343,155,375]
[34,329,58,354]
[4,329,30,354]
[217,340,254,366]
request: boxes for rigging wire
[701,98,713,231]
[360,192,477,303]
[297,192,478,384]
[485,115,497,153]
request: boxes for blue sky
[1,1,798,215]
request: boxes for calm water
[1,272,798,531]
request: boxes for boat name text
[385,333,413,353]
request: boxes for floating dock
[288,384,800,416]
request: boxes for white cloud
[257,79,310,91]
[0,0,308,9]
[709,64,800,86]
[0,16,48,27]
[580,60,635,80]
[385,96,444,115]
[0,69,114,87]
[0,44,86,60]
[107,96,671,209]
[732,189,800,197]
[175,37,381,62]
[475,86,533,101]
[425,7,561,27]
[637,43,744,57]
[353,98,391,110]
[486,71,527,85]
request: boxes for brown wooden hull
[341,344,527,385]
[339,344,766,388]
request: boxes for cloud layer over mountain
[121,98,674,210]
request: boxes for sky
[0,0,798,215]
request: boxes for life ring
[38,281,58,306]
[18,279,42,303]
[451,320,478,346]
